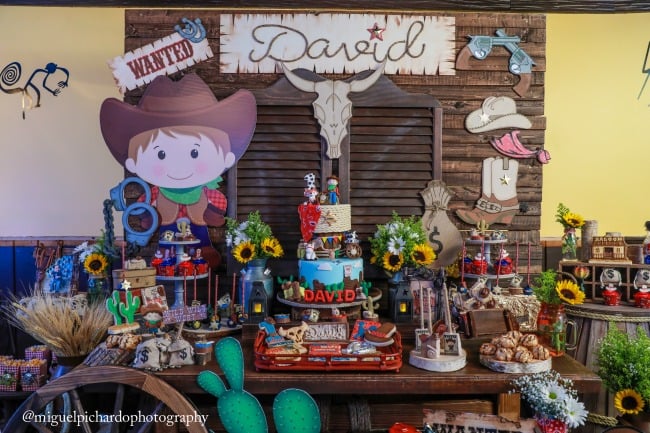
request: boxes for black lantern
[247,281,268,324]
[392,281,413,323]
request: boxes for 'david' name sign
[220,14,456,75]
[423,410,536,433]
[109,18,214,93]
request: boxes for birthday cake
[289,173,368,305]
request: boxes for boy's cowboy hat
[100,73,256,165]
[465,96,531,133]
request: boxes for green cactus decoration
[197,338,268,433]
[273,389,321,433]
[197,337,321,433]
[118,291,140,324]
[361,280,372,296]
[361,294,379,317]
[106,291,122,325]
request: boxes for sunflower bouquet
[555,203,585,230]
[596,326,650,416]
[533,269,585,306]
[73,235,112,277]
[225,211,284,264]
[511,370,588,429]
[369,212,436,274]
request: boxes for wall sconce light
[247,281,268,323]
[392,281,413,323]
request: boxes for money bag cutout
[420,180,463,267]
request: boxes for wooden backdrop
[123,10,546,282]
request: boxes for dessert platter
[478,330,552,373]
[253,319,403,372]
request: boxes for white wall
[0,7,124,237]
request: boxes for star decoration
[120,279,132,291]
[323,211,337,226]
[479,111,490,123]
[367,22,385,41]
[499,174,511,185]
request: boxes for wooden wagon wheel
[4,365,209,433]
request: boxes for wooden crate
[112,268,156,290]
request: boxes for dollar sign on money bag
[140,347,149,363]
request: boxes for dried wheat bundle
[3,290,112,357]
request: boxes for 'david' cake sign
[302,288,357,303]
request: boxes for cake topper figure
[100,74,257,266]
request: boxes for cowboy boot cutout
[456,157,519,225]
[186,192,209,226]
[155,192,181,225]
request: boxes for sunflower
[410,243,436,266]
[261,237,283,258]
[233,241,256,264]
[83,253,108,276]
[562,212,585,229]
[382,252,404,273]
[614,389,646,415]
[555,279,585,305]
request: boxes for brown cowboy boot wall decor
[456,157,519,226]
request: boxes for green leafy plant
[369,212,436,273]
[533,269,585,305]
[533,269,560,304]
[596,326,650,415]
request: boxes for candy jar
[159,249,175,277]
[494,249,513,275]
[177,253,194,276]
[634,285,650,308]
[461,254,473,275]
[600,268,622,306]
[602,284,621,306]
[151,249,164,274]
[633,269,650,308]
[471,252,488,275]
[192,248,209,274]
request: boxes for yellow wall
[545,14,650,239]
[0,7,648,238]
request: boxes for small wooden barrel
[565,303,650,419]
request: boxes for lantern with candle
[392,281,414,323]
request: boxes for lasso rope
[586,412,618,427]
[564,305,650,323]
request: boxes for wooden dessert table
[1,325,602,433]
[155,324,602,433]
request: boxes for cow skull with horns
[281,62,387,159]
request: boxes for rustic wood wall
[123,10,546,281]
[6,0,650,12]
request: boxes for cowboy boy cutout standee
[100,74,257,266]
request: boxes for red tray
[253,329,402,372]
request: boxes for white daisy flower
[234,233,250,245]
[564,396,588,428]
[387,237,405,254]
[545,383,568,403]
